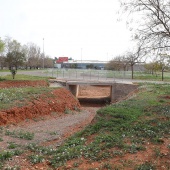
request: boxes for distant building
[54,57,108,69]
[53,57,147,71]
[54,57,69,69]
[56,57,68,63]
[63,60,107,69]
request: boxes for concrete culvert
[78,85,111,107]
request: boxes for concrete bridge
[49,79,139,103]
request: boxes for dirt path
[0,107,98,151]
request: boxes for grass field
[43,83,170,169]
[0,74,52,110]
[0,82,169,169]
[0,74,48,81]
[0,73,170,169]
[0,87,54,110]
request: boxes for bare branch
[120,0,170,52]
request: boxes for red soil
[0,80,48,88]
[0,80,80,126]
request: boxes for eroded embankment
[0,88,81,126]
[0,80,48,88]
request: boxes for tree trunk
[151,69,154,75]
[131,65,134,79]
[162,68,164,81]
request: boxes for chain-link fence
[45,69,133,81]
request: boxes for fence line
[45,69,132,81]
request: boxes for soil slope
[0,80,80,126]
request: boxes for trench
[78,97,110,107]
[77,85,111,107]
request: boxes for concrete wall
[66,84,79,97]
[111,83,138,102]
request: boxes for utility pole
[43,38,44,69]
[81,48,83,69]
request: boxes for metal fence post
[114,71,115,81]
[52,69,53,77]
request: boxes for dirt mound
[0,87,80,126]
[0,80,48,88]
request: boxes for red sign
[56,57,68,63]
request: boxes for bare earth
[1,107,98,169]
[0,107,97,150]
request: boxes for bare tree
[25,43,42,69]
[0,56,7,70]
[20,44,28,69]
[125,41,146,79]
[4,36,21,54]
[106,59,119,70]
[44,56,54,68]
[120,0,170,52]
[0,38,5,70]
[106,55,129,71]
[4,37,26,72]
[145,57,170,80]
[2,37,53,70]
[144,61,156,75]
[6,51,25,70]
[157,53,170,81]
[0,38,4,53]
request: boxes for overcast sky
[0,0,132,61]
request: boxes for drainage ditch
[78,97,111,107]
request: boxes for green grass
[0,73,170,169]
[0,151,16,161]
[1,74,49,81]
[0,150,23,169]
[135,162,156,170]
[5,130,34,140]
[0,69,10,72]
[28,154,45,164]
[128,71,170,81]
[0,86,55,110]
[7,142,19,149]
[134,71,170,81]
[106,70,170,81]
[23,83,170,169]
